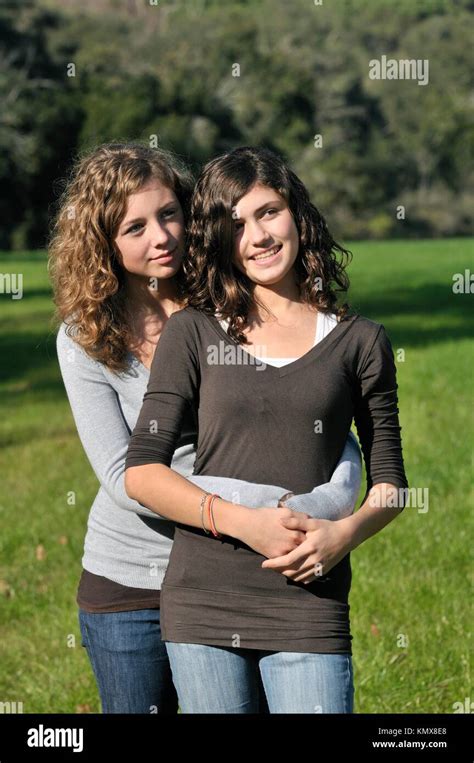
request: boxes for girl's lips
[150,248,176,263]
[249,245,282,266]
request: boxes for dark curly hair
[182,145,353,344]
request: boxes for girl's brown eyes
[233,208,278,233]
[127,224,143,234]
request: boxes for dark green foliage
[1,0,472,247]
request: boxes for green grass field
[0,239,472,713]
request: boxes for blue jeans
[78,608,178,714]
[166,642,355,713]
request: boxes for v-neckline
[204,311,359,378]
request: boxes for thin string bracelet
[200,492,211,534]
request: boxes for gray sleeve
[283,431,362,519]
[194,433,362,515]
[57,324,166,519]
[190,475,282,508]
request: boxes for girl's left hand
[261,516,354,584]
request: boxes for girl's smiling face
[232,183,300,286]
[113,179,185,280]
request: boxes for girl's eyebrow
[235,200,282,219]
[122,218,144,229]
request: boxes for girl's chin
[147,262,180,277]
[248,265,292,284]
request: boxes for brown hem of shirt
[76,568,160,613]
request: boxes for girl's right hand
[238,506,310,558]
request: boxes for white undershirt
[217,311,339,367]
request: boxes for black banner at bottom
[0,712,469,760]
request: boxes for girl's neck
[251,275,305,323]
[125,274,182,319]
[125,274,183,346]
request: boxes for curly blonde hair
[48,142,194,372]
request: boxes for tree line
[0,0,472,249]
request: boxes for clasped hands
[247,503,354,586]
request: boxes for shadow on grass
[0,252,48,263]
[9,288,54,301]
[1,282,472,387]
[0,331,59,385]
[350,283,472,346]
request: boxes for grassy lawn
[0,239,472,713]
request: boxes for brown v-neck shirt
[126,307,408,654]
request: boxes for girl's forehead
[124,183,176,211]
[234,184,285,212]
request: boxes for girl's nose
[247,219,272,247]
[149,220,170,247]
